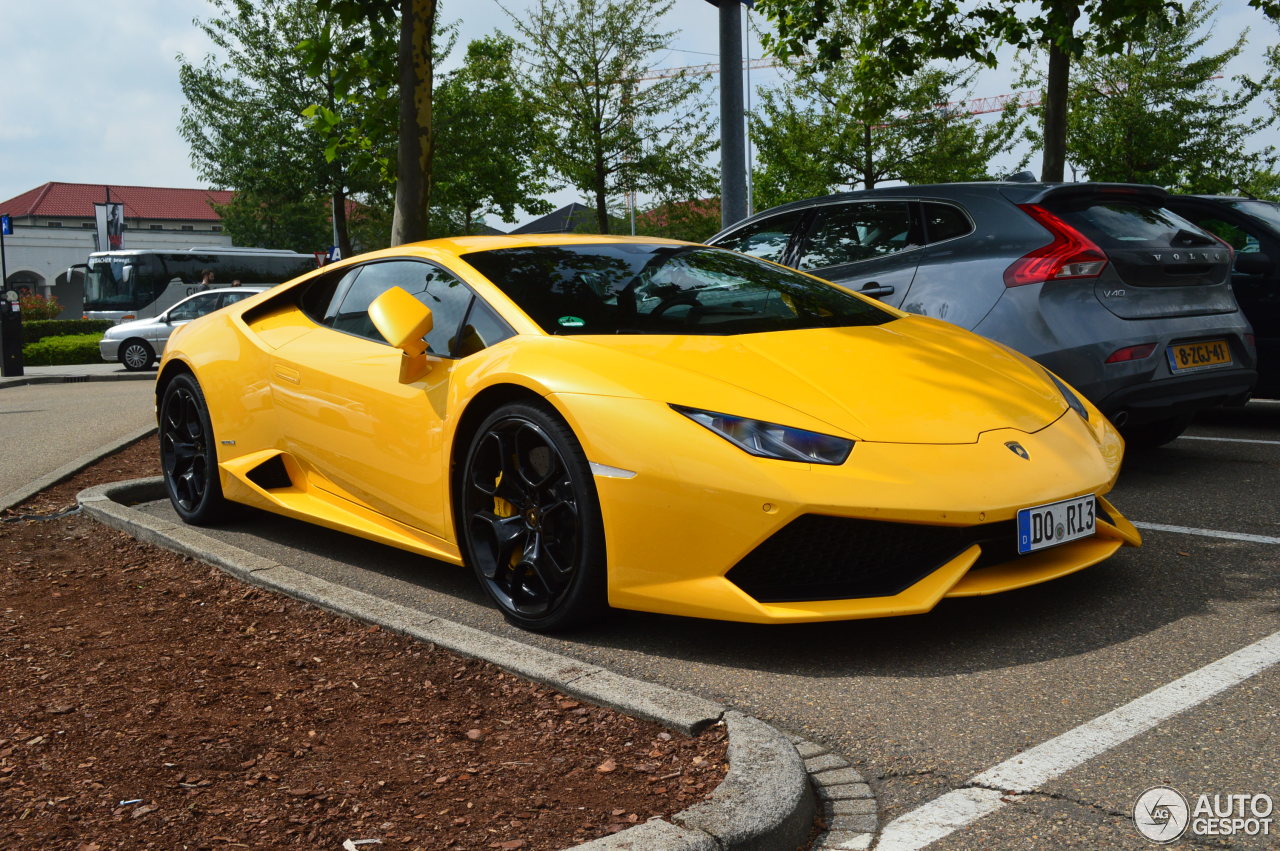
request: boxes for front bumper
[554,393,1137,624]
[99,338,120,362]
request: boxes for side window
[452,299,515,357]
[714,211,805,263]
[330,260,475,355]
[219,290,256,308]
[922,202,972,243]
[299,266,360,324]
[168,293,220,322]
[795,202,914,269]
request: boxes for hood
[571,316,1066,444]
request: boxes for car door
[155,292,222,347]
[1173,204,1280,396]
[1174,207,1280,339]
[270,259,480,541]
[788,200,922,308]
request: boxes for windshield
[1229,200,1280,232]
[460,244,895,336]
[83,259,137,310]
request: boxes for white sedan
[99,287,266,370]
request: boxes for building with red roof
[2,181,233,231]
[0,182,235,316]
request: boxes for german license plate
[1166,339,1232,373]
[1017,495,1096,554]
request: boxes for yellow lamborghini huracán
[157,236,1139,631]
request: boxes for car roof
[718,181,1168,233]
[191,286,269,295]
[401,233,693,255]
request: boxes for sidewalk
[0,361,155,389]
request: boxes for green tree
[750,31,1025,209]
[304,0,441,245]
[178,0,388,255]
[1045,0,1276,192]
[750,0,1192,182]
[431,36,554,234]
[211,191,330,254]
[505,0,719,234]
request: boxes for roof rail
[186,246,304,255]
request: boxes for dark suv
[1162,195,1280,399]
[708,182,1257,447]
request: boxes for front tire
[119,339,155,371]
[459,401,607,632]
[160,373,232,524]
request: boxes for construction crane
[632,57,784,82]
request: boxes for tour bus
[71,247,317,323]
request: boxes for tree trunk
[594,188,609,235]
[863,123,874,189]
[1040,4,1078,183]
[594,147,610,234]
[333,189,352,258]
[391,0,436,245]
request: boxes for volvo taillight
[1003,204,1109,287]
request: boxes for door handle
[859,281,895,298]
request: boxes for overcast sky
[0,0,1274,229]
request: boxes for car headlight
[671,405,854,465]
[1046,371,1089,421]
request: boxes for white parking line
[1133,521,1280,545]
[1180,435,1280,446]
[874,631,1280,851]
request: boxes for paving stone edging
[77,477,880,850]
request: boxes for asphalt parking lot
[132,400,1280,849]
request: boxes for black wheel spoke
[469,511,527,581]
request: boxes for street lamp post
[708,0,749,230]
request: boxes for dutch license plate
[1166,339,1232,373]
[1017,495,1096,555]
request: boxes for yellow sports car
[157,235,1140,631]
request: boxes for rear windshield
[461,244,895,336]
[1046,199,1217,249]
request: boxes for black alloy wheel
[120,340,155,371]
[159,373,231,524]
[461,402,606,631]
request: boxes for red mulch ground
[0,437,728,849]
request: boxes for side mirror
[122,264,134,283]
[1234,252,1274,276]
[368,285,434,383]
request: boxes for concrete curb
[0,424,156,513]
[0,371,154,390]
[79,477,841,851]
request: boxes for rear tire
[120,339,155,371]
[459,401,607,632]
[1122,414,1192,451]
[159,373,232,524]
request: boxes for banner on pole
[94,202,125,251]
